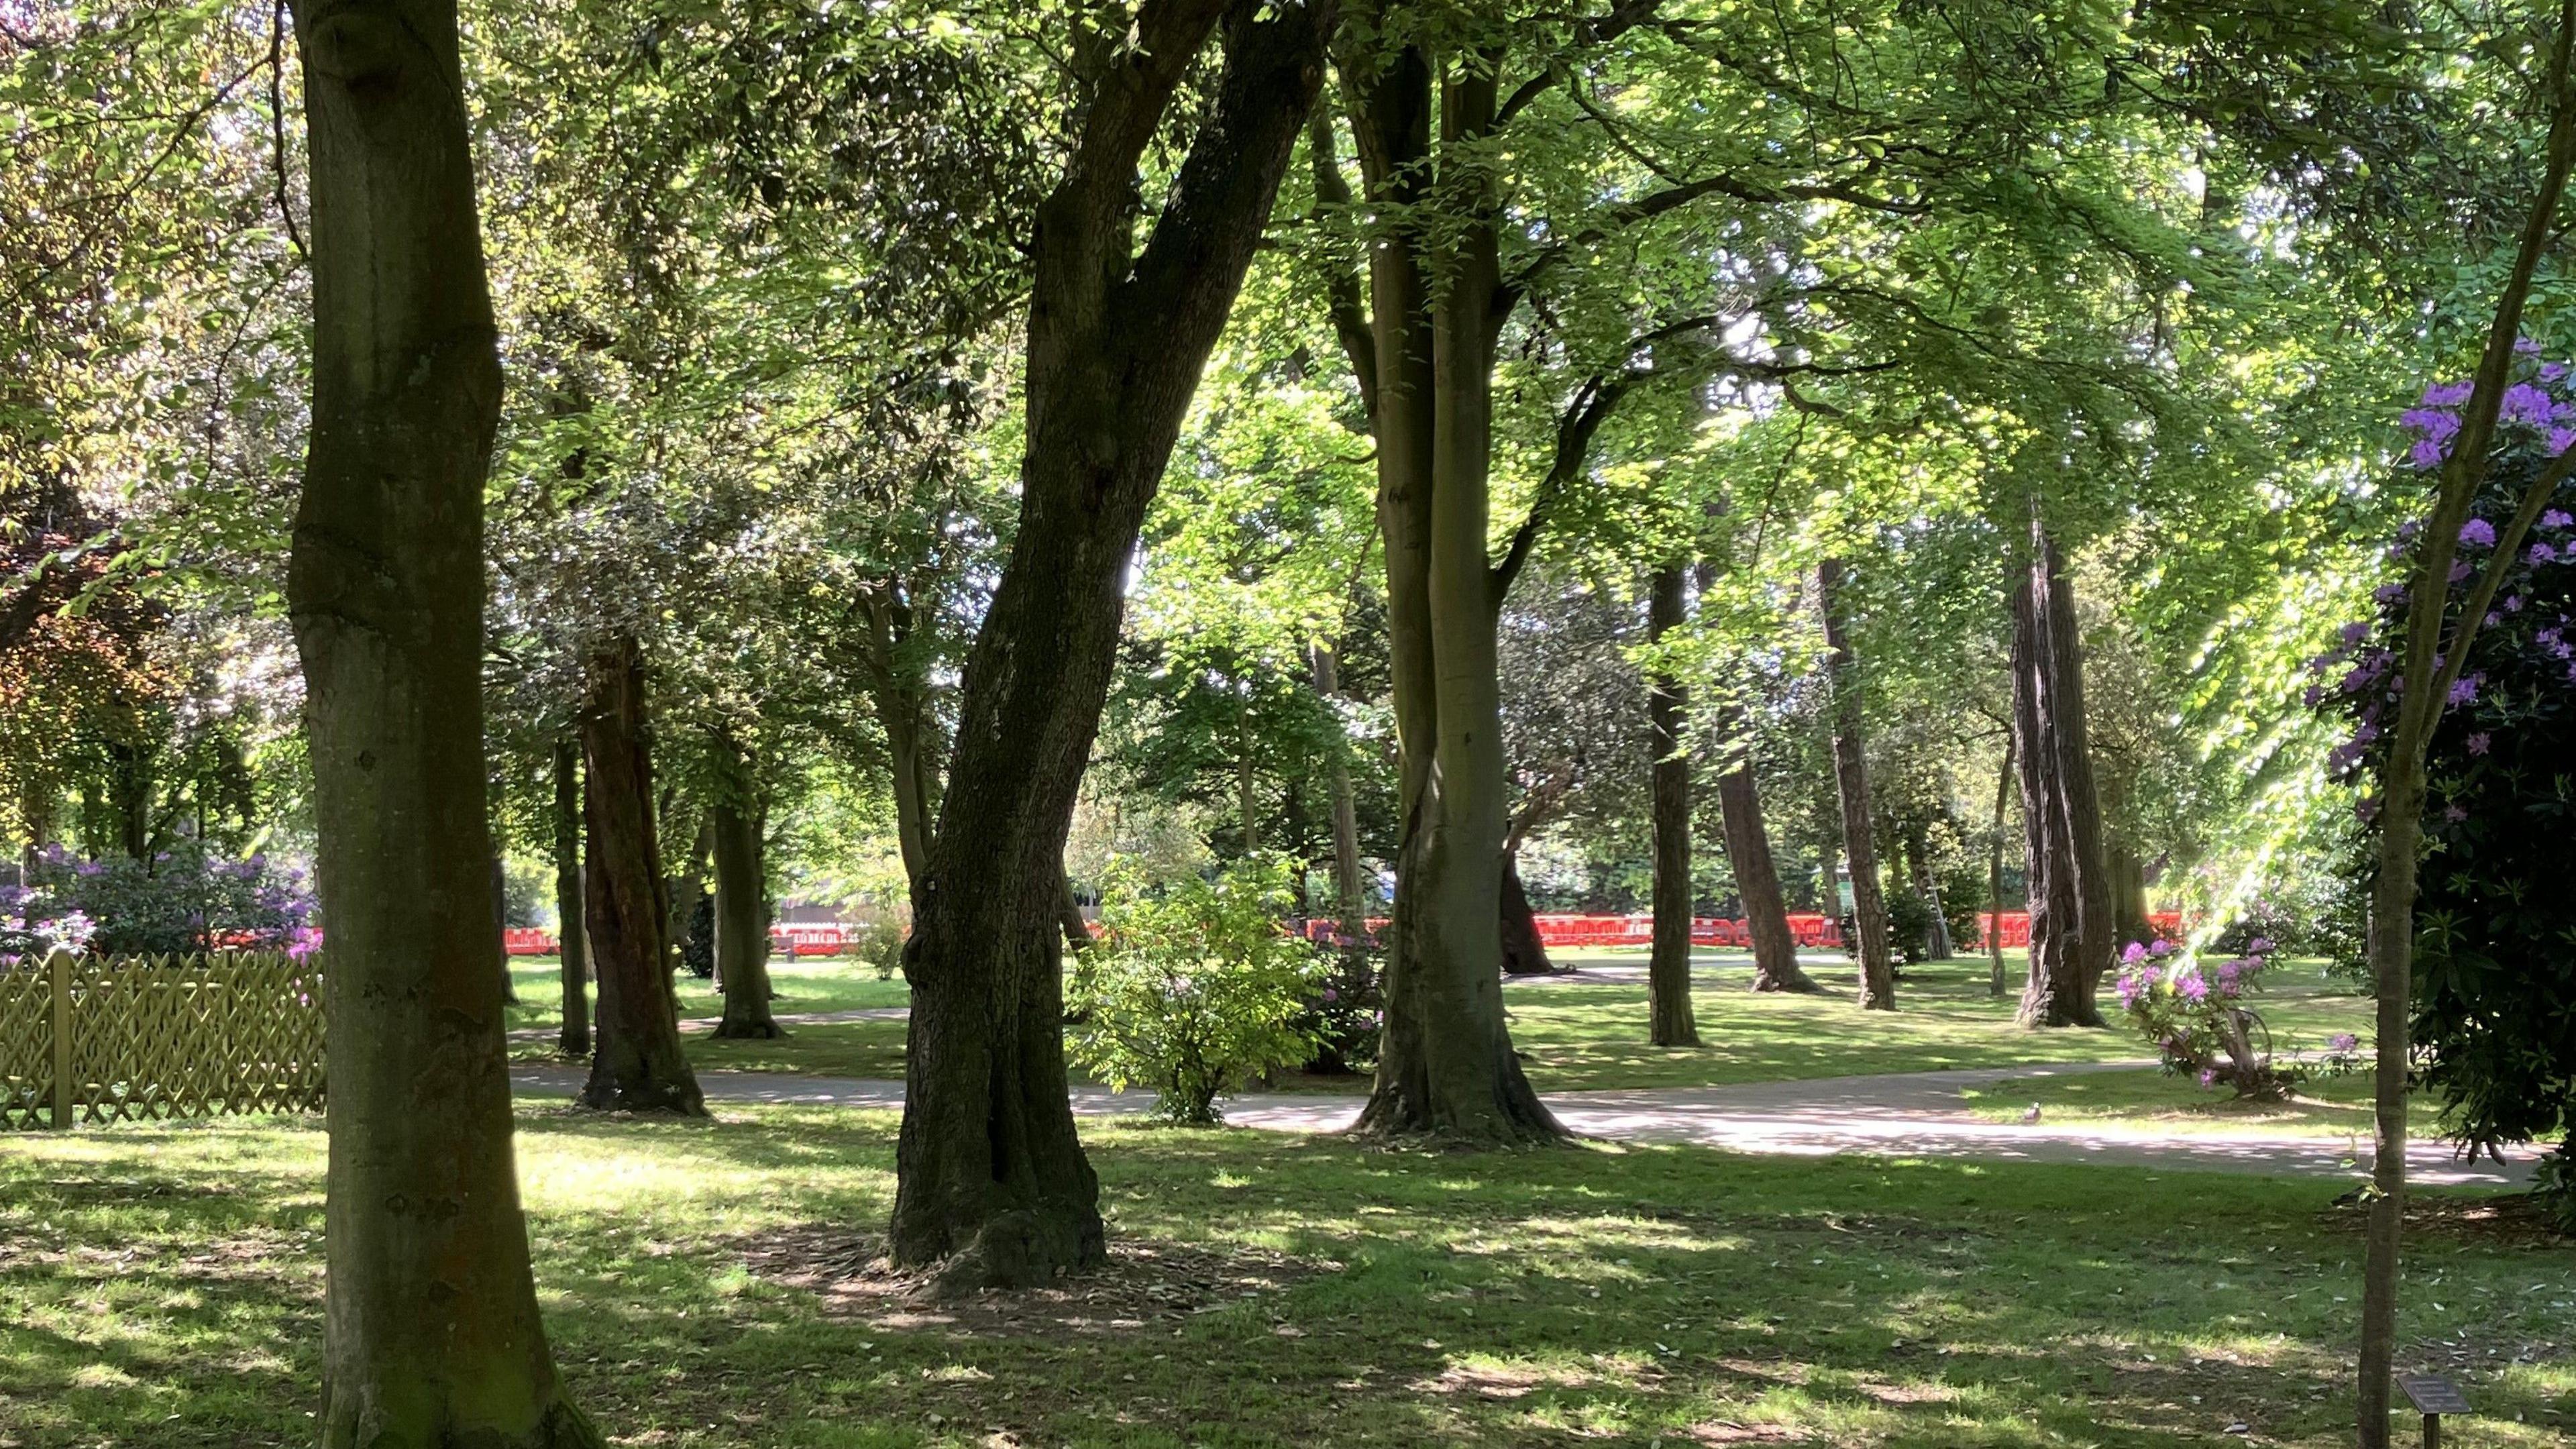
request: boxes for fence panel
[0,949,324,1130]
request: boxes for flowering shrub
[2314,349,2576,1222]
[1066,855,1327,1124]
[3,844,314,959]
[1293,941,1383,1075]
[2115,936,2304,1100]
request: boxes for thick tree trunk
[1817,559,1895,1010]
[710,738,780,1040]
[578,634,705,1114]
[551,739,590,1057]
[1988,737,2015,998]
[1646,564,1699,1044]
[1344,50,1564,1146]
[286,0,600,1439]
[1313,643,1368,947]
[2010,527,2111,1028]
[1497,853,1555,975]
[890,1,1334,1289]
[1713,739,1815,993]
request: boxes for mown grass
[649,955,2375,1099]
[2,1107,2568,1448]
[506,955,911,1038]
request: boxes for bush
[3,844,313,959]
[1296,942,1383,1076]
[1066,855,1326,1124]
[1884,889,1934,966]
[2318,358,2576,1219]
[2112,936,2357,1100]
[853,914,907,981]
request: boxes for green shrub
[853,914,907,981]
[1067,855,1326,1124]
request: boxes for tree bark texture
[1340,44,1565,1144]
[1816,559,1895,1010]
[286,0,602,1439]
[578,634,705,1114]
[1713,740,1815,993]
[551,739,590,1057]
[1497,855,1555,976]
[1646,564,1699,1044]
[2008,527,2111,1028]
[890,0,1335,1289]
[709,737,780,1039]
[861,586,943,887]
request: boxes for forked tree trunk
[1646,564,1699,1044]
[1817,559,1896,1010]
[2009,526,2111,1028]
[890,1,1334,1289]
[552,739,590,1057]
[1341,48,1564,1145]
[1713,741,1816,993]
[1907,830,1953,960]
[578,634,705,1114]
[285,0,601,1439]
[710,738,780,1039]
[1497,854,1556,975]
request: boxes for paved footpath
[511,1059,2534,1189]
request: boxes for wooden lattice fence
[0,949,325,1129]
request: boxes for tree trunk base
[324,1395,606,1449]
[1750,966,1823,994]
[576,1073,708,1116]
[708,1020,786,1040]
[911,1205,1105,1298]
[1352,1062,1572,1148]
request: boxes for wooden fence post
[48,945,72,1130]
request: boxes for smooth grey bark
[889,0,1335,1289]
[1330,38,1565,1146]
[1646,564,1699,1045]
[1816,559,1895,1010]
[2008,527,2110,1028]
[578,633,705,1114]
[285,0,601,1440]
[709,737,780,1039]
[551,739,590,1057]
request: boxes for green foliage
[1883,886,1935,967]
[852,914,906,983]
[1067,856,1327,1124]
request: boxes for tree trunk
[551,739,590,1057]
[493,855,518,1003]
[1342,50,1565,1146]
[1907,830,1953,961]
[862,586,942,887]
[1712,732,1815,992]
[1988,737,2015,998]
[1238,687,1263,853]
[286,0,601,1438]
[1817,559,1896,1010]
[1497,853,1555,975]
[2009,527,2110,1028]
[1313,643,1368,948]
[2108,841,2151,944]
[890,2,1334,1290]
[667,818,712,982]
[1646,564,1699,1044]
[578,633,705,1114]
[710,737,780,1040]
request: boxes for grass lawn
[645,955,2375,1098]
[3,1107,2568,1448]
[506,955,911,1038]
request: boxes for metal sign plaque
[2398,1373,2473,1416]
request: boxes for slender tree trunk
[1817,559,1895,1010]
[667,818,712,981]
[1497,853,1556,975]
[1988,737,2014,998]
[710,738,780,1039]
[286,0,600,1438]
[552,739,590,1057]
[2010,528,2110,1028]
[1313,643,1368,947]
[2108,842,2151,944]
[1344,50,1564,1144]
[1907,830,1952,961]
[891,2,1334,1289]
[1058,873,1093,956]
[1647,564,1699,1044]
[1713,736,1815,992]
[578,634,704,1114]
[861,588,941,887]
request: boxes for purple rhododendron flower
[2329,1032,2359,1054]
[2449,676,2480,706]
[2535,543,2561,566]
[2445,804,2469,822]
[2461,517,2498,547]
[2341,621,2371,644]
[2422,380,2474,407]
[2411,438,2447,470]
[2150,938,2176,957]
[2549,427,2576,457]
[2467,731,2491,755]
[2544,509,2575,529]
[2375,582,2407,604]
[2502,383,2556,428]
[2302,684,2325,708]
[2198,1069,2218,1089]
[2123,941,2148,964]
[2400,407,2462,439]
[2248,937,2274,955]
[2358,797,2381,824]
[2451,560,2474,582]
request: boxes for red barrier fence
[769,924,848,957]
[503,928,556,956]
[1300,910,2185,953]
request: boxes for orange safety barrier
[503,928,557,956]
[769,924,849,957]
[1958,910,2187,949]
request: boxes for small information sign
[2398,1374,2473,1417]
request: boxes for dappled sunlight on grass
[1,1104,2567,1447]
